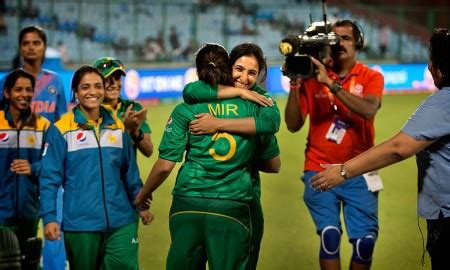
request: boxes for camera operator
[284,19,384,270]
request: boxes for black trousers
[427,212,450,270]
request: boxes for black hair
[19,25,47,45]
[333,19,364,50]
[429,28,450,88]
[1,69,35,107]
[230,42,267,83]
[71,66,105,102]
[195,43,232,86]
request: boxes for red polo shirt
[298,62,384,171]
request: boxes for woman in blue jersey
[0,69,51,269]
[40,66,151,270]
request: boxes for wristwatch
[330,80,343,94]
[131,129,144,143]
[339,164,348,180]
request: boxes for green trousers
[167,196,251,270]
[248,196,263,270]
[64,222,139,270]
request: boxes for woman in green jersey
[136,43,271,270]
[182,42,281,269]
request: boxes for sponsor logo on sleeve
[165,117,173,132]
[42,142,49,156]
[49,86,57,95]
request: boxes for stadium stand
[0,0,440,69]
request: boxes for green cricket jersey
[251,134,280,198]
[182,80,281,199]
[104,97,152,134]
[183,81,280,134]
[159,97,264,201]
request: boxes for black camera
[279,21,339,78]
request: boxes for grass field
[137,93,432,270]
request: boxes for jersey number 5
[209,132,236,161]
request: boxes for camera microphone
[279,35,301,56]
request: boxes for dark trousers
[427,212,450,270]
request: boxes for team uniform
[0,105,50,258]
[401,86,450,268]
[161,83,273,269]
[0,69,67,123]
[1,68,68,269]
[183,81,280,269]
[103,97,152,149]
[298,62,383,261]
[39,105,142,270]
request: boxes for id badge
[325,117,347,144]
[363,171,384,192]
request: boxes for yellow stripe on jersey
[170,211,250,232]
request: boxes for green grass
[137,93,432,270]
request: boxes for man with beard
[0,25,68,270]
[284,20,384,270]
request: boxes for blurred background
[0,0,448,68]
[1,0,448,100]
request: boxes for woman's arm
[40,126,66,240]
[258,156,281,173]
[255,134,281,173]
[188,86,280,136]
[123,104,154,157]
[183,80,272,107]
[135,158,176,208]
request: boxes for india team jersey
[0,69,67,123]
[159,98,261,201]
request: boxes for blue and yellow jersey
[39,105,142,232]
[0,107,50,224]
[0,69,68,123]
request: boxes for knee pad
[351,235,376,264]
[319,226,341,259]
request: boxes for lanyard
[323,85,337,112]
[323,76,356,112]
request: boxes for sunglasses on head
[98,59,124,70]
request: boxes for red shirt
[298,62,384,171]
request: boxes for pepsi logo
[0,132,9,142]
[76,132,87,142]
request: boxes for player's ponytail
[195,43,232,86]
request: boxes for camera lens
[285,55,314,78]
